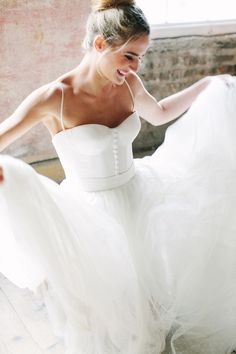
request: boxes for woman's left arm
[132,73,233,126]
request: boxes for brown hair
[83,0,150,50]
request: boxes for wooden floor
[0,273,64,354]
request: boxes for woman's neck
[72,52,115,96]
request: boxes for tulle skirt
[1,77,236,354]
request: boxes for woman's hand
[207,74,235,88]
[0,166,3,183]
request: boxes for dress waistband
[68,163,135,192]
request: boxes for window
[136,0,236,37]
[137,0,236,25]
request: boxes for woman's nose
[130,57,141,72]
[130,61,139,72]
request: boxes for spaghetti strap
[124,79,135,112]
[55,81,65,131]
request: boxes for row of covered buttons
[112,129,119,175]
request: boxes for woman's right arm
[0,82,58,152]
[0,82,60,183]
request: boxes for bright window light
[136,0,236,25]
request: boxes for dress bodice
[51,80,141,191]
[52,85,141,191]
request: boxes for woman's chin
[115,72,126,84]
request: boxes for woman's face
[96,34,150,85]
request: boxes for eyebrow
[126,51,144,57]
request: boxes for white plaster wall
[0,0,90,162]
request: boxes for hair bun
[91,0,136,12]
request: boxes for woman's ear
[93,35,107,52]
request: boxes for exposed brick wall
[133,33,236,154]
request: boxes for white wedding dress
[1,76,236,354]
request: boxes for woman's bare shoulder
[126,72,145,97]
[38,75,75,116]
[0,81,63,151]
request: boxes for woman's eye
[125,55,134,61]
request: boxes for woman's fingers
[0,166,4,182]
[218,74,235,88]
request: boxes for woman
[1,0,236,353]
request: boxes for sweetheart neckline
[52,111,139,141]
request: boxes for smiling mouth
[117,69,128,77]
